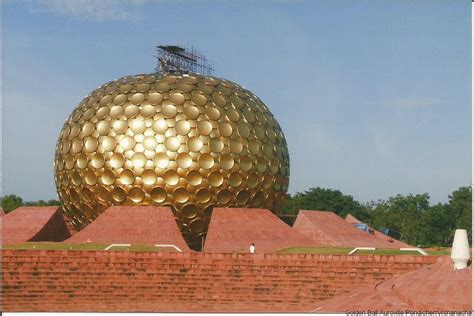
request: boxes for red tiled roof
[345,213,413,248]
[293,210,405,248]
[204,208,313,253]
[65,206,190,251]
[2,206,70,244]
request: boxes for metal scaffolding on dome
[155,45,215,76]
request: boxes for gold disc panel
[54,73,290,248]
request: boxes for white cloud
[390,96,440,109]
[28,0,151,22]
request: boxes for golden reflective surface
[54,73,290,248]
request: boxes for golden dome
[54,73,290,249]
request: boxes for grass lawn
[2,242,179,252]
[277,247,450,256]
[3,243,451,256]
[425,248,452,256]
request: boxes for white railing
[348,247,428,255]
[104,243,131,251]
[155,244,183,252]
[348,247,376,254]
[400,247,428,256]
[103,243,183,252]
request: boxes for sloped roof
[204,208,313,253]
[65,206,190,251]
[293,210,404,248]
[2,206,70,244]
[345,213,413,248]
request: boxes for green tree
[368,193,431,246]
[281,187,369,223]
[421,203,454,247]
[24,199,61,207]
[447,186,472,244]
[0,194,24,213]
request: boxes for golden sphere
[54,73,290,248]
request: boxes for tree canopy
[281,186,471,247]
[281,187,370,223]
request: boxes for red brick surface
[1,207,70,244]
[392,258,472,311]
[294,210,405,248]
[1,250,438,312]
[345,214,413,248]
[65,206,190,251]
[204,208,313,253]
[62,214,77,236]
[313,257,472,312]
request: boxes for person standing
[249,242,256,253]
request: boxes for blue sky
[3,0,471,204]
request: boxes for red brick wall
[1,250,440,312]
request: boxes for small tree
[1,194,24,213]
